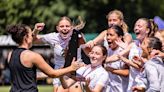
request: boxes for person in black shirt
[6,24,81,92]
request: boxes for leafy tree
[0,0,164,35]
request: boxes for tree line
[0,0,164,35]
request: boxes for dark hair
[6,24,29,45]
[148,37,162,51]
[108,25,124,37]
[96,45,107,56]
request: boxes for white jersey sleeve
[41,32,59,46]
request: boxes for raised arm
[85,30,107,48]
[32,23,45,43]
[124,33,133,44]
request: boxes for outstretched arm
[123,33,133,45]
[104,64,129,77]
[118,55,141,70]
[85,30,107,48]
[93,30,107,45]
[31,51,80,78]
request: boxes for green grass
[0,85,53,92]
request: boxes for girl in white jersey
[105,25,129,92]
[132,37,164,92]
[59,45,109,92]
[107,18,158,92]
[86,9,132,49]
[32,16,85,92]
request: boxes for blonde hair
[73,16,85,31]
[57,16,72,25]
[106,9,128,32]
[57,16,85,31]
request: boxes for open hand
[115,38,128,49]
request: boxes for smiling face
[134,19,149,42]
[56,18,73,39]
[89,46,106,67]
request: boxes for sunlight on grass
[0,85,53,92]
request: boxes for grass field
[0,85,53,92]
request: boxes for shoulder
[8,49,40,63]
[76,65,91,74]
[42,32,59,39]
[22,50,42,60]
[144,60,157,70]
[129,42,136,48]
[99,30,107,35]
[41,32,60,44]
[77,65,90,72]
[145,58,163,67]
[124,32,131,36]
[124,32,132,39]
[96,67,109,83]
[97,66,108,76]
[45,32,58,36]
[102,30,107,34]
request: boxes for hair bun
[6,25,18,35]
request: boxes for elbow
[47,71,58,78]
[120,72,129,77]
[61,85,68,89]
[123,72,129,77]
[47,74,56,78]
[121,70,129,77]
